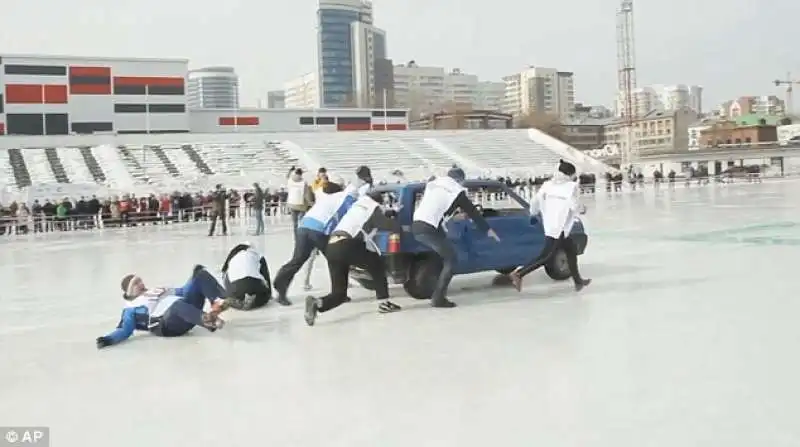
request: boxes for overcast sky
[1,0,797,109]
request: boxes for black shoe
[378,300,401,313]
[277,295,292,306]
[242,293,256,309]
[304,296,319,326]
[575,278,592,292]
[431,298,457,308]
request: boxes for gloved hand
[96,336,112,349]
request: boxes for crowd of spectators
[0,163,768,236]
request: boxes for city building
[392,62,496,118]
[717,96,786,118]
[316,0,390,108]
[559,117,611,151]
[187,66,239,110]
[410,110,512,130]
[266,91,285,108]
[0,53,189,135]
[502,66,575,119]
[615,84,703,117]
[603,108,697,154]
[472,81,505,111]
[572,103,613,119]
[189,107,408,133]
[350,21,393,108]
[284,72,319,109]
[698,120,778,147]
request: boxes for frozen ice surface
[2,181,800,447]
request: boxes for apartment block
[502,66,575,118]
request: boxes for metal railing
[0,171,788,240]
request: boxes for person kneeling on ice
[95,266,233,349]
[221,242,272,310]
[508,159,591,292]
[304,190,403,326]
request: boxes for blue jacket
[101,280,192,345]
[300,194,357,235]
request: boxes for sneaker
[277,296,292,306]
[431,298,457,308]
[304,296,319,326]
[242,293,257,309]
[378,300,402,313]
[202,313,224,332]
[574,278,592,292]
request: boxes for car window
[465,186,526,212]
[411,185,526,212]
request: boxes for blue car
[350,179,589,299]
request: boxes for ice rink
[2,180,800,447]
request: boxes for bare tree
[516,111,565,140]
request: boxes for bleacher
[0,129,613,196]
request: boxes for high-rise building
[615,84,703,116]
[392,62,494,118]
[284,72,319,108]
[473,81,505,111]
[351,21,393,108]
[316,0,388,107]
[187,66,239,109]
[502,66,575,118]
[267,91,285,108]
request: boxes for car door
[444,217,473,271]
[466,213,543,271]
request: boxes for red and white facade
[0,53,409,137]
[188,107,408,133]
[0,53,189,136]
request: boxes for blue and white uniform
[98,268,227,347]
[299,181,371,235]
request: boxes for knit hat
[447,167,466,183]
[356,165,373,184]
[558,159,576,177]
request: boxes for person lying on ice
[508,159,591,292]
[221,241,272,310]
[272,165,374,305]
[95,266,232,349]
[304,190,404,326]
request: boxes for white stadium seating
[0,129,613,200]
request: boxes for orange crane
[774,72,799,115]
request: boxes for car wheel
[403,257,440,299]
[544,248,571,280]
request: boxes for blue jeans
[254,208,265,234]
[273,228,327,298]
[155,267,226,337]
[411,222,457,302]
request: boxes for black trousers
[273,228,328,296]
[227,277,271,310]
[318,237,389,313]
[411,221,456,302]
[517,233,583,283]
[208,211,227,235]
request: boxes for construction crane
[616,0,637,168]
[774,72,799,115]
